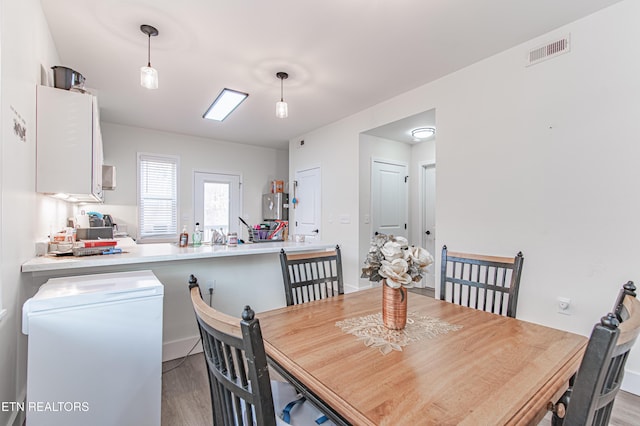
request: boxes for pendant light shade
[276,100,288,119]
[140,66,158,89]
[276,72,288,118]
[140,24,159,90]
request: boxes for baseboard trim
[163,335,202,362]
[622,368,640,396]
[345,283,368,293]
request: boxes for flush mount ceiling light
[411,127,436,140]
[276,72,289,119]
[203,88,249,121]
[140,24,159,89]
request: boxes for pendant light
[140,24,159,90]
[276,72,289,118]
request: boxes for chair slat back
[280,245,344,306]
[189,277,276,426]
[561,288,640,426]
[440,245,524,318]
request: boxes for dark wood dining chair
[551,281,639,426]
[279,245,344,306]
[189,275,333,426]
[189,275,278,425]
[613,280,637,322]
[440,245,524,318]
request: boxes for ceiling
[363,109,436,145]
[40,0,622,150]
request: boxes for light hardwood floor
[162,289,639,426]
[161,354,212,426]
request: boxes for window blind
[138,153,178,239]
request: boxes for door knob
[312,229,319,233]
[425,230,431,235]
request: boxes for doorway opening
[420,162,436,288]
[358,108,436,288]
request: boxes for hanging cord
[163,273,210,374]
[162,337,201,374]
[280,75,284,102]
[147,33,151,67]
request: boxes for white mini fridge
[22,270,164,426]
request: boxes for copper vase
[382,282,408,330]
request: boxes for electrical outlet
[557,297,571,315]
[206,280,215,294]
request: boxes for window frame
[137,152,180,243]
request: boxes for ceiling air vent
[526,34,571,66]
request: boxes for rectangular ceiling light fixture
[203,88,249,121]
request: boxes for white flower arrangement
[361,234,434,289]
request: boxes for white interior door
[372,159,408,238]
[421,163,436,287]
[293,167,321,240]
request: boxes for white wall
[289,0,640,394]
[0,1,66,424]
[288,123,361,287]
[100,123,288,241]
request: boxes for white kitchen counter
[21,239,338,362]
[21,240,335,273]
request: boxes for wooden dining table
[258,288,588,426]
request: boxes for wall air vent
[526,34,571,66]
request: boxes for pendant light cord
[147,34,151,67]
[280,76,284,102]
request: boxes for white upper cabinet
[36,85,104,202]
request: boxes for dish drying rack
[250,227,284,242]
[239,217,287,242]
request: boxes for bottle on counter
[193,222,202,246]
[179,225,189,247]
[227,232,238,247]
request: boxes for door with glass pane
[194,172,241,239]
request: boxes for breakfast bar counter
[21,240,336,361]
[21,240,334,273]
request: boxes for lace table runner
[336,312,462,355]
